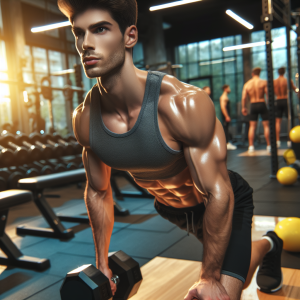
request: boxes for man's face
[226,87,231,93]
[204,87,211,96]
[72,8,125,78]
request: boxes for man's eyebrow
[72,21,113,32]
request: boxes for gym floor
[1,143,300,300]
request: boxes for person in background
[202,86,211,97]
[220,84,237,150]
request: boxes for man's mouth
[83,57,100,66]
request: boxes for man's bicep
[83,148,111,193]
[183,119,228,199]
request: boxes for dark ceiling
[136,0,300,47]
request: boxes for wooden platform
[131,257,300,300]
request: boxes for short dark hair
[57,0,138,34]
[252,67,261,76]
[278,67,286,75]
[222,84,229,91]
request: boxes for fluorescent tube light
[226,10,254,30]
[199,58,236,66]
[150,0,201,11]
[31,21,71,33]
[223,41,266,51]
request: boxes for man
[274,67,299,147]
[202,86,211,97]
[58,1,283,299]
[241,67,270,153]
[220,85,237,150]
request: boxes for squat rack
[261,0,299,177]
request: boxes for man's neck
[97,54,146,115]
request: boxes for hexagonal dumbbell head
[60,264,112,300]
[108,251,143,300]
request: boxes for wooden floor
[131,257,300,300]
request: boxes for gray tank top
[89,71,187,181]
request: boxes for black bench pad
[18,169,86,191]
[0,190,33,210]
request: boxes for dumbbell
[24,161,54,176]
[16,132,53,160]
[0,144,16,167]
[9,165,40,178]
[39,159,67,173]
[30,133,63,158]
[56,133,82,155]
[42,133,74,156]
[60,251,143,300]
[0,133,29,165]
[1,132,42,163]
[0,169,23,190]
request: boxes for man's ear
[124,25,138,49]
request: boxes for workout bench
[0,190,50,271]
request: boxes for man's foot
[256,231,283,293]
[277,141,281,148]
[227,142,237,150]
[248,145,255,153]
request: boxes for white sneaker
[248,145,255,153]
[267,145,271,152]
[287,141,292,148]
[227,142,237,150]
[276,141,281,148]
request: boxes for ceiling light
[150,0,202,12]
[223,41,266,51]
[31,21,71,33]
[199,58,236,66]
[226,10,254,30]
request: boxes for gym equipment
[40,159,67,173]
[0,169,23,190]
[0,134,28,166]
[275,217,300,252]
[54,133,82,155]
[25,162,53,176]
[290,126,300,143]
[43,133,74,156]
[1,132,41,163]
[0,190,50,270]
[60,251,142,300]
[0,144,15,167]
[16,132,53,160]
[289,160,300,175]
[276,167,298,185]
[283,149,297,165]
[10,165,39,179]
[30,132,63,158]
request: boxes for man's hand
[184,279,230,300]
[242,108,248,116]
[101,267,117,295]
[225,116,231,123]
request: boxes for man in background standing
[220,84,237,150]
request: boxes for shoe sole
[258,271,283,293]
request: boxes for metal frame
[261,0,296,177]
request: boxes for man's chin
[84,67,105,79]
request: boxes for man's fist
[242,108,248,116]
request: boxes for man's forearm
[85,186,114,270]
[200,188,234,282]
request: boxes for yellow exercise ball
[275,218,300,252]
[276,167,298,185]
[283,149,296,165]
[289,126,300,143]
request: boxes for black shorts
[275,99,288,119]
[154,170,254,283]
[249,102,269,121]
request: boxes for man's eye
[95,27,105,33]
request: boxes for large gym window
[174,35,244,121]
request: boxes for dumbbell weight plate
[0,177,7,192]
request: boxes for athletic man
[274,67,299,147]
[202,86,211,97]
[241,68,270,153]
[220,85,237,150]
[58,1,283,299]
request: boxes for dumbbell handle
[111,275,120,285]
[22,141,36,149]
[8,141,22,150]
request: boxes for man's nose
[82,31,95,51]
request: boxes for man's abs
[133,167,204,208]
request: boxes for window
[175,35,244,121]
